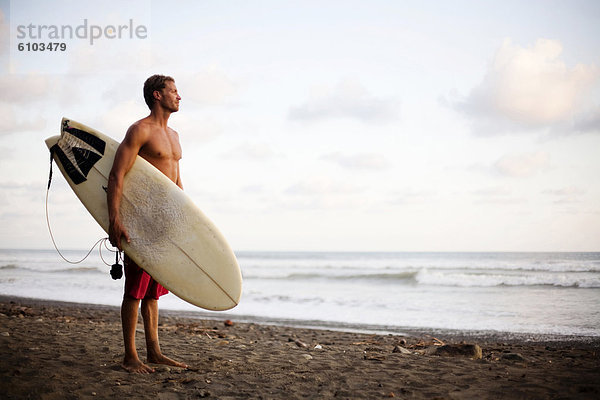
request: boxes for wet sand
[1,296,598,399]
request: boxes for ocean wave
[289,271,419,281]
[243,268,600,288]
[0,264,105,274]
[244,271,419,282]
[246,264,600,275]
[51,267,103,274]
[456,264,600,273]
[240,260,600,276]
[416,270,600,288]
[251,294,325,304]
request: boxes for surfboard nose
[45,135,60,151]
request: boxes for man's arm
[107,124,149,250]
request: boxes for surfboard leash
[46,151,123,279]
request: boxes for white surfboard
[45,118,242,311]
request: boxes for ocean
[1,249,599,337]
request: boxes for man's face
[157,80,181,112]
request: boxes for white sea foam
[415,269,600,288]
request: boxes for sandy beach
[1,296,598,399]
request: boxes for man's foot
[148,353,188,369]
[122,357,155,374]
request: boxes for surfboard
[45,118,242,311]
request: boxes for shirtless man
[107,74,187,373]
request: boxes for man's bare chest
[141,132,182,161]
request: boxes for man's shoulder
[125,116,178,142]
[125,117,153,139]
[128,116,153,132]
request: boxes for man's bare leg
[121,296,155,373]
[141,298,187,368]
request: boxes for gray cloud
[467,152,551,178]
[223,142,278,160]
[285,176,362,196]
[179,67,239,106]
[0,107,46,135]
[289,79,399,123]
[493,151,550,178]
[470,186,526,205]
[0,74,52,103]
[320,152,391,171]
[388,189,437,205]
[0,9,8,56]
[550,107,600,136]
[0,181,45,214]
[542,186,585,204]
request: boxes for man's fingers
[123,228,131,244]
[109,234,123,250]
[109,222,130,250]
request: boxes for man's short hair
[143,74,175,109]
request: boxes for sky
[0,0,599,251]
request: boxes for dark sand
[1,296,598,399]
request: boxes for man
[107,74,187,373]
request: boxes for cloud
[241,184,264,194]
[0,73,83,108]
[0,181,45,218]
[289,79,399,123]
[493,151,549,178]
[472,185,510,197]
[0,9,8,56]
[451,39,600,134]
[0,105,46,135]
[471,186,526,205]
[285,176,361,196]
[320,152,391,171]
[283,176,367,210]
[542,186,585,204]
[66,44,153,74]
[101,76,144,104]
[467,152,551,179]
[0,74,51,103]
[175,115,223,145]
[557,106,600,136]
[179,67,239,106]
[98,100,148,137]
[224,142,278,160]
[0,145,13,163]
[0,74,76,135]
[388,189,436,205]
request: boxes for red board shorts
[124,255,169,300]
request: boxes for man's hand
[108,217,131,251]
